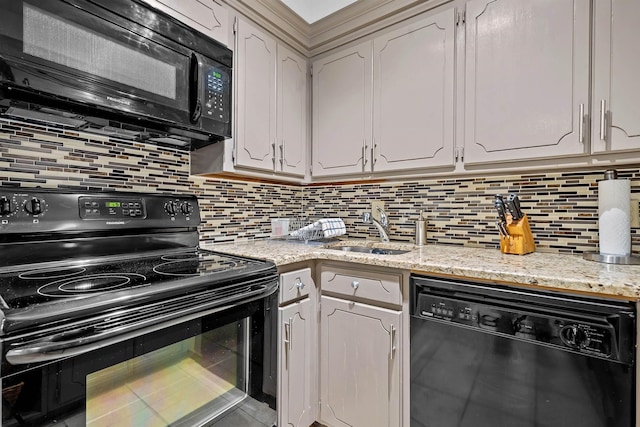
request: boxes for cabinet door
[140,0,228,46]
[373,8,456,172]
[278,44,308,177]
[312,41,373,177]
[235,18,276,172]
[320,296,401,427]
[279,299,314,427]
[464,0,590,164]
[592,0,640,153]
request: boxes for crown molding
[308,0,453,55]
[222,0,311,55]
[226,0,453,57]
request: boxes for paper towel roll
[599,178,631,256]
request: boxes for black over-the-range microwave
[0,0,232,149]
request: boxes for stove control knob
[24,197,44,215]
[181,202,194,215]
[0,196,12,215]
[165,201,177,216]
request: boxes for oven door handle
[6,283,275,365]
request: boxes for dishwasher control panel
[411,281,632,363]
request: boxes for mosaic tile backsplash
[1,117,638,254]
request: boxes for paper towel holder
[583,252,640,264]
[583,169,640,264]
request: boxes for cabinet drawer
[280,268,313,304]
[321,266,401,306]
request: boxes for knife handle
[512,195,523,218]
[495,199,508,222]
[505,194,521,221]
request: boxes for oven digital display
[80,197,145,220]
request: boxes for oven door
[0,292,277,427]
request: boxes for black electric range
[0,189,279,427]
[0,188,277,338]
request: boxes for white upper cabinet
[277,45,308,177]
[373,7,456,172]
[464,0,590,164]
[592,0,640,153]
[312,41,373,177]
[140,0,229,47]
[235,18,277,173]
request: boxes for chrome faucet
[363,207,390,242]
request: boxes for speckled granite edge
[201,239,640,300]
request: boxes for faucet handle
[363,211,372,223]
[377,207,388,227]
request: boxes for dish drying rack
[272,218,330,243]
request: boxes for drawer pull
[294,277,305,290]
[351,280,360,290]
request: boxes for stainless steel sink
[336,246,410,255]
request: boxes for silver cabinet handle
[279,142,284,168]
[283,317,292,368]
[288,317,293,352]
[372,139,376,167]
[389,324,396,358]
[362,140,368,171]
[578,103,584,143]
[351,280,359,290]
[294,277,305,290]
[600,99,607,141]
[271,141,277,170]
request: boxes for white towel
[290,218,346,238]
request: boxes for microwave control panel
[204,66,230,123]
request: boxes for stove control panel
[0,190,200,233]
[79,197,145,219]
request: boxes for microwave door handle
[189,52,202,123]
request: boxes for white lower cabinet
[278,264,405,427]
[320,296,401,427]
[319,265,403,427]
[278,268,316,427]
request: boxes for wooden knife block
[500,214,535,255]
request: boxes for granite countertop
[202,239,640,301]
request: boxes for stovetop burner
[154,256,239,276]
[19,267,88,280]
[37,273,147,297]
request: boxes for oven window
[85,320,248,426]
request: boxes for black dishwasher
[410,275,635,427]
